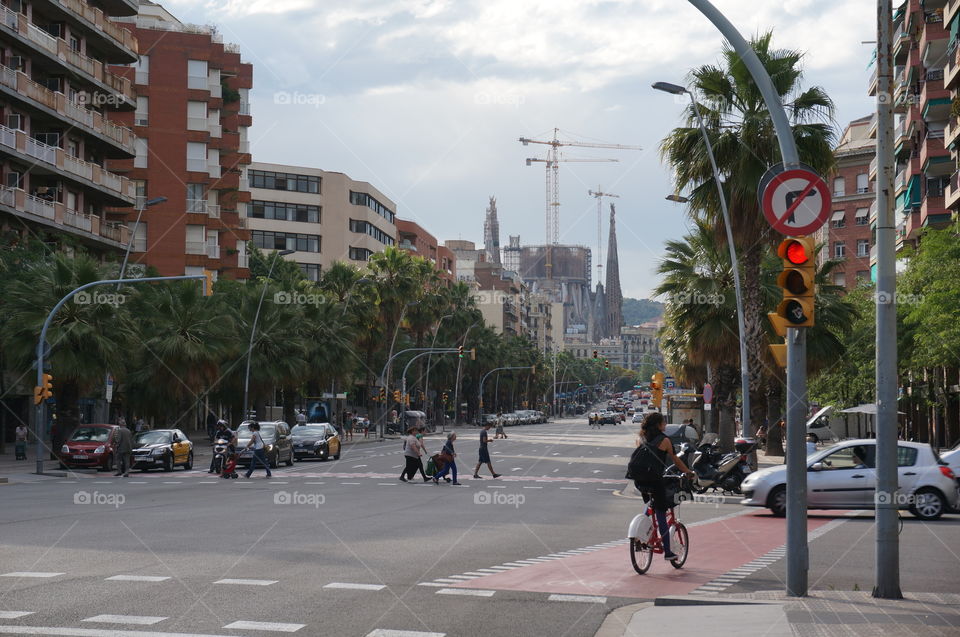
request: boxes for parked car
[741,439,959,520]
[941,442,960,471]
[132,429,194,471]
[236,421,294,468]
[481,414,499,426]
[58,425,119,471]
[291,423,341,461]
[806,406,839,443]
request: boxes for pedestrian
[243,422,272,479]
[116,414,126,428]
[494,412,506,439]
[473,422,501,479]
[134,416,147,433]
[114,423,133,477]
[296,409,307,426]
[414,427,430,481]
[399,426,422,482]
[14,424,28,460]
[433,432,460,485]
[362,415,370,439]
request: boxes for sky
[162,0,877,299]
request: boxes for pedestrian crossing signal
[458,345,464,358]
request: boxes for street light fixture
[654,80,751,437]
[243,248,295,419]
[118,196,167,285]
[664,194,689,204]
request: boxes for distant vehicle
[236,421,294,468]
[632,412,644,424]
[132,429,193,472]
[806,407,839,443]
[291,423,341,461]
[481,414,499,426]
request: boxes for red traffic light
[783,240,810,265]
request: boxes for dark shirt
[480,429,488,450]
[643,432,668,472]
[442,440,455,456]
[116,427,133,453]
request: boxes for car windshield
[292,425,329,437]
[69,427,111,442]
[135,431,172,446]
[237,424,276,439]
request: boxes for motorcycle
[690,437,755,494]
[212,437,231,474]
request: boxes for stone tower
[483,196,501,265]
[605,203,623,338]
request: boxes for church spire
[605,203,623,338]
[483,196,501,265]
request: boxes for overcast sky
[164,0,876,299]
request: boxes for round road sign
[761,167,831,236]
[702,382,713,405]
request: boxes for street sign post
[760,166,831,236]
[702,382,713,405]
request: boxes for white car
[631,412,644,423]
[806,406,839,443]
[740,439,959,521]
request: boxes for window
[299,263,320,282]
[833,271,846,287]
[128,220,146,251]
[856,173,869,194]
[833,177,845,197]
[134,138,148,168]
[856,270,870,282]
[348,218,395,246]
[927,176,947,198]
[896,446,917,467]
[251,230,320,253]
[248,170,320,193]
[134,180,146,209]
[349,191,395,224]
[349,246,373,261]
[831,210,845,228]
[819,445,874,470]
[186,142,206,172]
[187,59,208,90]
[65,191,77,212]
[834,242,846,258]
[855,208,869,225]
[134,55,149,85]
[5,170,22,189]
[135,96,148,126]
[187,101,207,131]
[207,148,220,177]
[857,239,869,257]
[185,224,206,255]
[186,184,205,213]
[249,200,320,223]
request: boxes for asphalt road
[1,416,958,637]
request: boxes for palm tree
[659,31,836,433]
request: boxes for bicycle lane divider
[440,510,845,599]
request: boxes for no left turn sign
[760,167,832,236]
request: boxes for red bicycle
[627,503,689,574]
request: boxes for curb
[654,595,783,607]
[594,602,652,637]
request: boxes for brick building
[396,217,454,282]
[106,1,252,279]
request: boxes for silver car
[740,439,959,521]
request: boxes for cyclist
[634,412,694,560]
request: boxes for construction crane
[588,187,619,281]
[520,129,640,280]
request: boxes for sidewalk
[599,591,960,637]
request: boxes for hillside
[621,298,664,326]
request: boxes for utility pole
[873,0,902,600]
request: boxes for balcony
[206,244,220,259]
[921,130,950,173]
[947,115,960,149]
[64,208,92,232]
[947,0,960,26]
[208,122,222,138]
[237,252,249,268]
[947,170,960,209]
[0,186,129,245]
[185,241,206,255]
[207,204,220,218]
[238,140,250,154]
[895,168,907,192]
[869,155,878,180]
[239,102,251,116]
[947,40,960,88]
[186,199,207,214]
[186,158,207,172]
[207,163,221,178]
[0,124,134,202]
[49,0,139,60]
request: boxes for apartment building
[620,324,662,373]
[0,0,139,253]
[395,218,455,282]
[943,0,960,218]
[815,116,875,290]
[472,260,525,336]
[245,161,397,280]
[870,0,953,254]
[105,2,252,279]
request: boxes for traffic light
[458,345,464,358]
[203,269,215,296]
[470,348,476,361]
[392,390,401,403]
[650,372,664,408]
[603,359,610,370]
[592,350,598,359]
[768,236,816,335]
[35,373,53,404]
[441,392,449,404]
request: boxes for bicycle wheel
[669,523,689,569]
[630,538,653,574]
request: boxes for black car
[291,423,341,461]
[236,421,294,468]
[132,429,194,471]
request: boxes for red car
[58,424,120,471]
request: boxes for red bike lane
[446,511,841,599]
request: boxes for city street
[2,416,959,637]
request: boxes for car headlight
[61,445,69,453]
[94,446,106,454]
[152,448,165,455]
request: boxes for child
[221,452,239,479]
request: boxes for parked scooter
[690,436,755,494]
[211,438,231,474]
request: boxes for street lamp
[654,80,751,437]
[423,313,454,421]
[453,320,479,424]
[243,248,295,419]
[118,196,167,285]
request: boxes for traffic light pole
[478,366,535,423]
[34,274,207,475]
[785,327,808,596]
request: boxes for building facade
[107,2,252,279]
[0,0,139,253]
[245,161,397,280]
[472,260,525,336]
[943,0,960,218]
[396,217,454,282]
[816,115,874,291]
[444,238,483,282]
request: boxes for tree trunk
[740,244,767,438]
[765,375,785,457]
[717,364,737,453]
[282,385,296,426]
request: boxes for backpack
[626,438,664,485]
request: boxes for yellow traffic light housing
[33,386,43,405]
[41,373,53,401]
[470,348,476,361]
[768,236,816,336]
[203,269,215,296]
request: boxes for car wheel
[909,488,945,521]
[101,454,114,473]
[285,451,294,467]
[183,451,193,471]
[162,452,173,472]
[767,485,787,517]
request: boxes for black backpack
[626,438,665,485]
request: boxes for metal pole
[688,93,750,437]
[118,204,144,286]
[873,0,901,600]
[453,322,479,424]
[424,314,453,415]
[785,327,808,596]
[244,250,292,419]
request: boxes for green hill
[622,298,664,326]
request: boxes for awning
[831,211,845,221]
[855,208,869,218]
[839,403,905,415]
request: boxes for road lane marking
[352,465,368,468]
[196,481,217,484]
[224,621,305,632]
[161,481,181,484]
[323,582,385,591]
[106,575,170,582]
[341,482,361,485]
[377,483,399,486]
[366,630,446,637]
[548,594,607,603]
[305,481,325,484]
[522,486,542,489]
[83,615,166,625]
[92,481,113,484]
[436,588,495,597]
[0,629,231,636]
[559,487,579,490]
[0,611,32,619]
[214,578,276,586]
[1,572,63,578]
